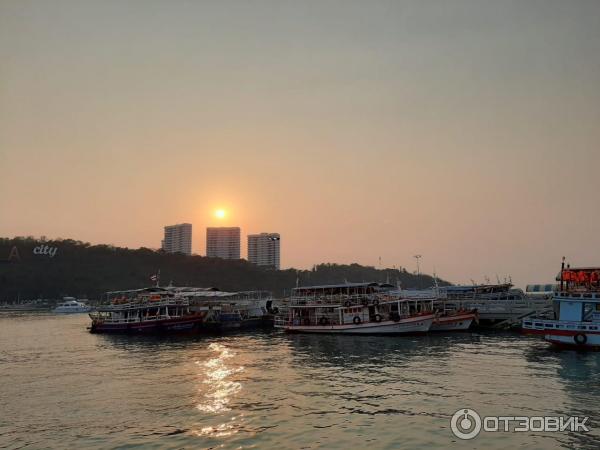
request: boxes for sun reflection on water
[196,343,244,414]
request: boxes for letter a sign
[8,246,20,262]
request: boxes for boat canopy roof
[293,282,394,295]
[104,286,270,300]
[526,284,556,293]
[445,284,512,294]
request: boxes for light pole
[414,255,422,289]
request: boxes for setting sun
[214,209,226,219]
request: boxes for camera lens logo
[451,408,482,440]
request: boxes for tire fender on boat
[353,316,362,325]
[374,314,383,323]
[574,334,587,345]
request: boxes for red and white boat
[275,282,435,334]
[522,262,600,350]
[89,287,208,334]
[431,309,478,331]
[383,288,477,331]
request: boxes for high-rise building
[248,233,280,270]
[161,223,192,255]
[206,227,240,260]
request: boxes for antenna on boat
[560,256,565,291]
[496,274,500,284]
[156,269,161,287]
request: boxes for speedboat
[53,297,92,314]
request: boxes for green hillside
[0,237,450,300]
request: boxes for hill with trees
[0,237,450,300]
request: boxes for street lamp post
[414,255,422,289]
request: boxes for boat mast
[560,256,565,292]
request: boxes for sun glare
[215,209,226,219]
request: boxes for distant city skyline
[1,1,600,287]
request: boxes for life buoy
[374,314,382,323]
[372,298,380,307]
[353,316,362,325]
[574,334,587,345]
[318,317,330,326]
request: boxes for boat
[383,288,477,331]
[431,309,477,331]
[89,288,207,334]
[275,282,435,334]
[522,263,600,350]
[53,298,92,314]
[166,287,275,330]
[442,283,551,328]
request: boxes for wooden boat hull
[430,311,476,331]
[278,314,435,335]
[89,315,207,334]
[522,327,600,350]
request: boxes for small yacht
[523,262,600,350]
[53,297,92,314]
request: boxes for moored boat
[384,288,477,331]
[89,288,206,334]
[431,309,477,331]
[522,262,600,350]
[275,282,435,334]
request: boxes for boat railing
[91,313,187,324]
[289,293,381,306]
[101,298,189,310]
[522,318,600,332]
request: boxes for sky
[1,0,599,286]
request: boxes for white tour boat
[523,263,600,350]
[275,282,435,334]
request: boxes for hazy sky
[1,0,599,286]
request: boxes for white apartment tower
[161,223,192,255]
[248,233,280,270]
[206,227,241,260]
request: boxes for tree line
[0,237,450,300]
